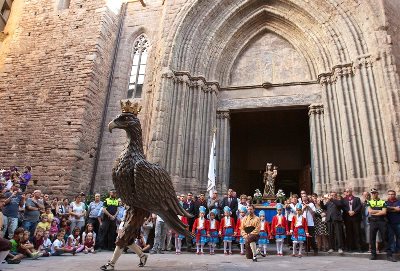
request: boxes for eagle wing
[134,159,194,238]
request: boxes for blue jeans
[387,223,400,253]
[2,216,19,239]
[22,220,38,237]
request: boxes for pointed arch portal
[149,0,400,195]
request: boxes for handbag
[244,226,255,234]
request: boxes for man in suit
[221,188,238,220]
[207,191,222,219]
[343,188,362,252]
[322,192,345,254]
[194,193,208,217]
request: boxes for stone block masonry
[0,0,121,197]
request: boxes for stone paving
[3,251,399,271]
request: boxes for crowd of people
[144,188,399,262]
[0,165,399,267]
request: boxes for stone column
[216,110,230,193]
[161,71,219,192]
[308,104,327,195]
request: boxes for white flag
[207,132,217,198]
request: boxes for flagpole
[207,128,217,198]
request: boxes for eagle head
[108,113,140,133]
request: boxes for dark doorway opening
[230,107,311,197]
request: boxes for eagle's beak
[108,120,117,133]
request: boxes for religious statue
[263,163,278,198]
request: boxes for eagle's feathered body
[109,113,194,246]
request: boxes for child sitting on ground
[32,227,50,257]
[42,230,52,254]
[19,230,41,259]
[6,227,25,264]
[51,232,76,256]
[67,227,84,253]
[84,232,96,254]
[81,223,96,248]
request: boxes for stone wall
[93,0,167,193]
[0,0,121,197]
[230,31,312,86]
[382,0,400,78]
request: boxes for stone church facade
[1,0,400,197]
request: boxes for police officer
[367,188,396,261]
[98,189,119,251]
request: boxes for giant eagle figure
[108,100,194,247]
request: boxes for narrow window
[57,0,71,10]
[0,0,14,31]
[128,34,149,98]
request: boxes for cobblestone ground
[3,251,399,271]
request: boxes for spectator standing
[221,188,238,220]
[342,188,362,252]
[323,192,345,254]
[313,194,329,252]
[386,190,400,260]
[150,215,167,254]
[3,183,25,239]
[237,194,248,218]
[19,166,31,192]
[98,189,119,251]
[207,191,221,219]
[23,190,44,237]
[361,191,371,251]
[87,193,103,235]
[300,194,318,255]
[194,193,208,217]
[58,198,70,217]
[367,188,394,261]
[69,193,86,232]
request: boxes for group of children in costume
[181,203,309,257]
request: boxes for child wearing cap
[257,210,271,256]
[207,209,219,255]
[219,206,235,255]
[290,203,309,257]
[271,203,289,256]
[235,206,248,255]
[192,206,209,255]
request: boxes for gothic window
[0,0,14,31]
[128,34,149,98]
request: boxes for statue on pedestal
[263,163,278,198]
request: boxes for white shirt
[69,202,86,222]
[302,202,316,226]
[224,216,231,227]
[198,217,204,229]
[43,238,52,249]
[210,219,216,229]
[287,203,297,221]
[51,239,64,254]
[260,220,265,230]
[295,215,303,227]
